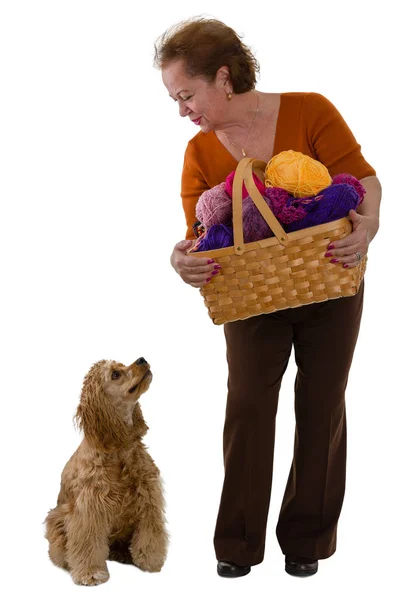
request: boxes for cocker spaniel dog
[44,357,168,585]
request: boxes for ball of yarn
[196,182,232,227]
[265,150,332,198]
[195,223,234,251]
[225,171,266,199]
[286,183,359,233]
[264,187,308,224]
[242,196,273,242]
[332,173,366,203]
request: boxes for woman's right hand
[170,240,221,288]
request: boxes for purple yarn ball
[195,223,234,251]
[332,173,366,203]
[286,183,359,233]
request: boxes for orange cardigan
[181,92,376,240]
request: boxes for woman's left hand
[324,209,379,268]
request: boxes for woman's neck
[216,89,260,137]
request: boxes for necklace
[222,91,260,157]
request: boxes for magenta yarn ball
[263,187,308,224]
[225,171,266,199]
[196,182,232,227]
[332,173,366,203]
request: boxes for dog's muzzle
[128,369,151,394]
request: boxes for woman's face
[161,60,229,133]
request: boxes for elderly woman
[154,18,381,578]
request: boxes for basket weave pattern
[190,158,366,326]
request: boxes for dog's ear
[131,402,149,439]
[75,362,129,451]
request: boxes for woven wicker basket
[188,157,367,326]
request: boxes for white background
[1,0,398,598]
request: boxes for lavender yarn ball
[242,196,273,242]
[195,223,234,251]
[332,173,366,203]
[286,183,359,233]
[196,182,232,227]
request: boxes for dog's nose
[135,357,147,365]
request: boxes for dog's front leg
[129,477,169,572]
[65,501,111,586]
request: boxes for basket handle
[232,157,290,255]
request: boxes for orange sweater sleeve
[305,92,376,180]
[181,140,210,240]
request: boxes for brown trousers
[213,279,364,566]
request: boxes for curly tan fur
[44,358,169,586]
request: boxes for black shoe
[285,555,318,577]
[217,561,251,578]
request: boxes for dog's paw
[133,555,166,573]
[146,559,165,573]
[72,567,110,586]
[130,528,168,573]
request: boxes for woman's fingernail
[207,259,214,264]
[327,244,335,250]
[330,259,339,264]
[325,252,332,257]
[212,269,219,275]
[343,264,349,268]
[206,277,211,282]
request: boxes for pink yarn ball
[332,173,366,203]
[242,196,273,242]
[225,171,266,199]
[195,182,232,227]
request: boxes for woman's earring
[227,92,232,101]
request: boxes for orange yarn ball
[265,150,332,198]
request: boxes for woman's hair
[153,17,260,94]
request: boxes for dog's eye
[111,370,121,380]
